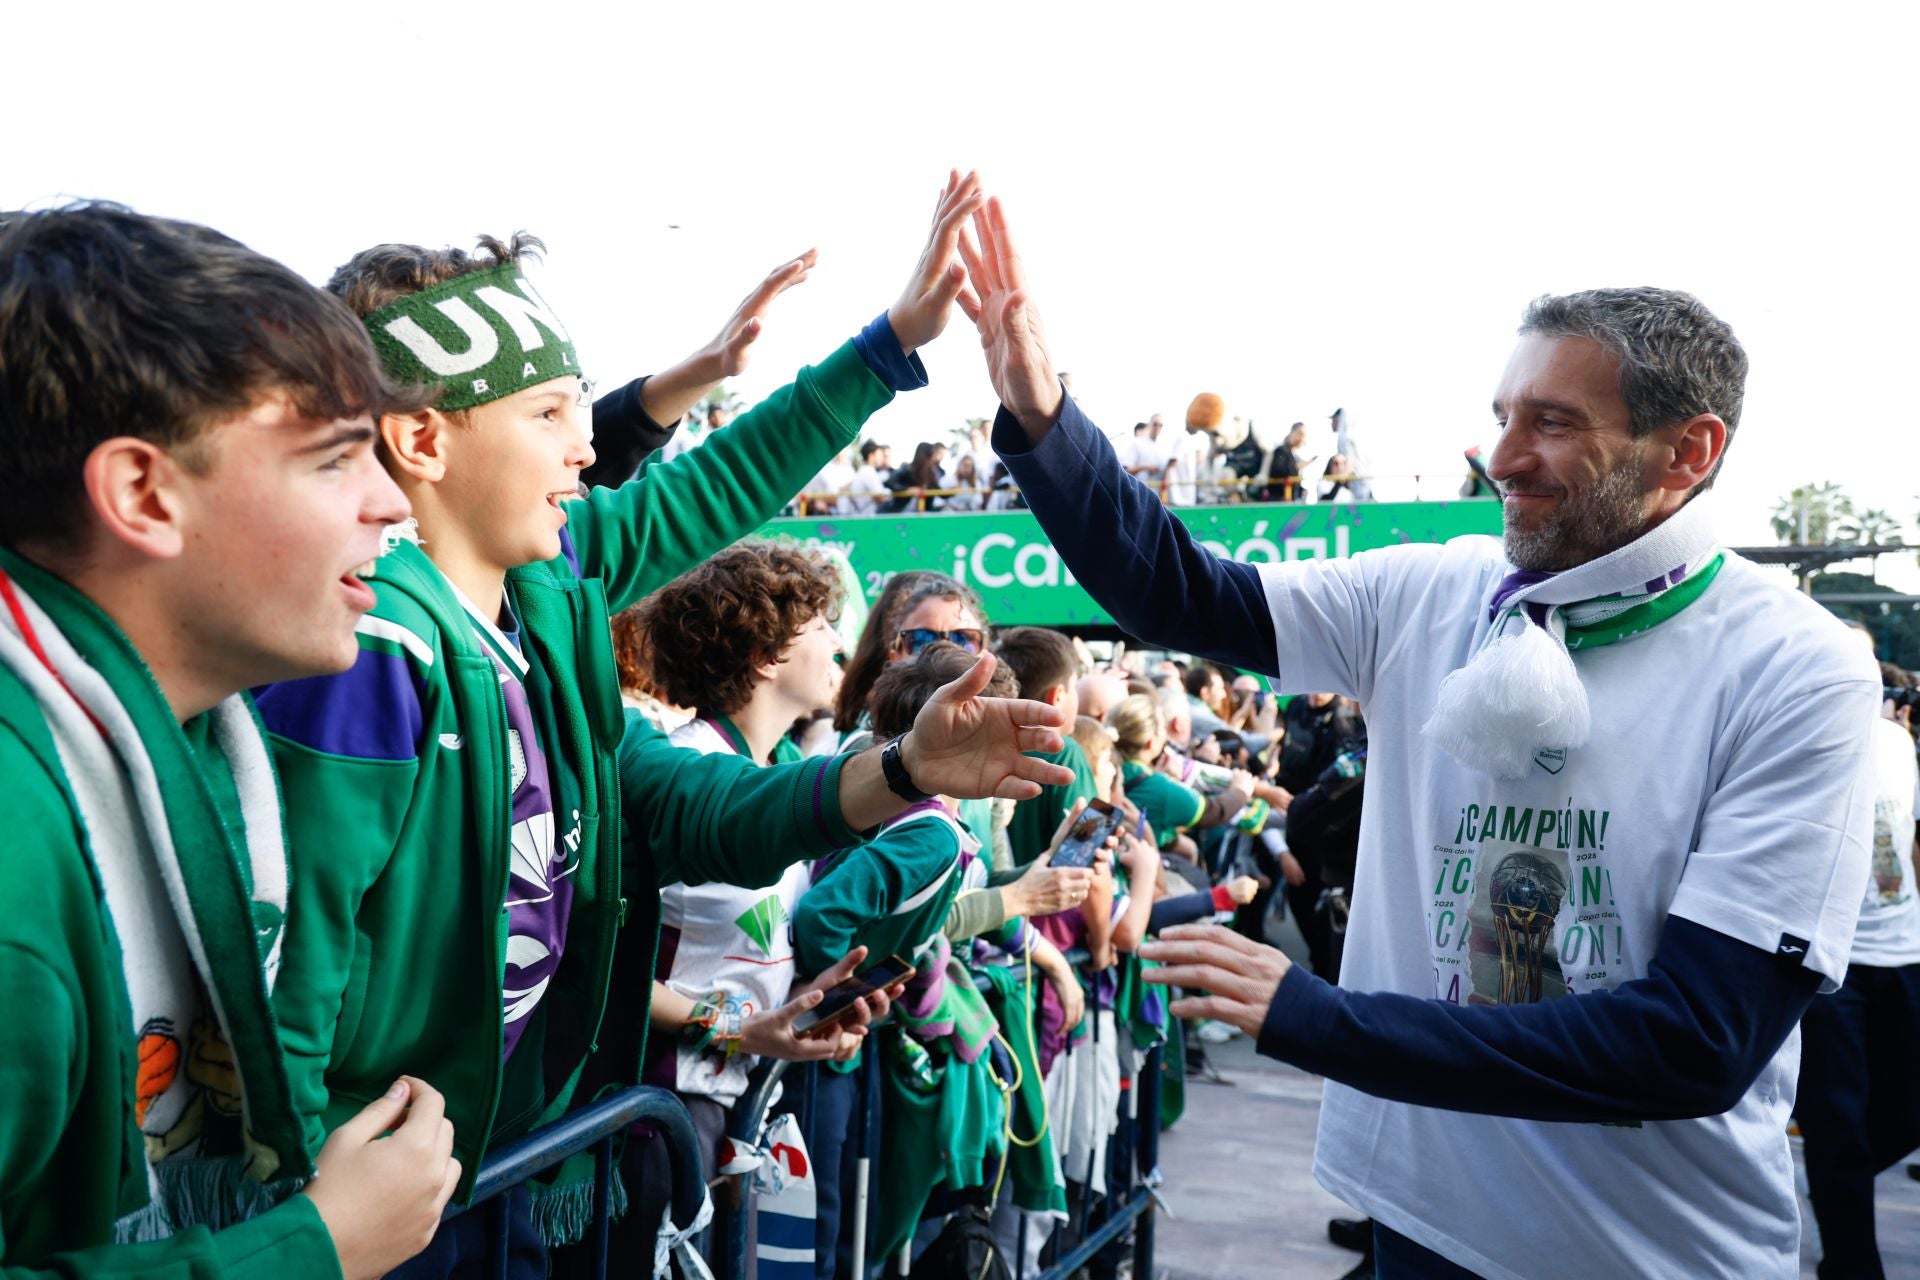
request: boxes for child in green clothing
[0,204,456,1279]
[253,171,1078,1273]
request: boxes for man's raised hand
[955,194,1064,440]
[887,170,986,356]
[898,651,1073,800]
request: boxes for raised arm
[956,197,1276,671]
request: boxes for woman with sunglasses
[833,574,989,752]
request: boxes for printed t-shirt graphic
[1854,716,1920,966]
[654,716,811,1102]
[461,593,580,1056]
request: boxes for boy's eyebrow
[293,423,377,454]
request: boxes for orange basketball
[136,1029,180,1125]
[1186,393,1226,432]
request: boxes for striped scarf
[1421,496,1724,779]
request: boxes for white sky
[9,1,1917,586]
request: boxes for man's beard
[1502,460,1651,572]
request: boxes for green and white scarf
[0,562,304,1239]
[1421,495,1725,779]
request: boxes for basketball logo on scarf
[363,264,583,411]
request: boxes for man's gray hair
[1519,288,1748,489]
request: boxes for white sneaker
[1195,1019,1241,1044]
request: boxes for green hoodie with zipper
[0,549,334,1279]
[255,338,904,1212]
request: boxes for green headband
[363,264,582,411]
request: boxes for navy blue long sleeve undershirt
[991,398,1277,674]
[994,392,1822,1124]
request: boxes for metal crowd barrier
[706,960,1166,1280]
[458,1084,707,1280]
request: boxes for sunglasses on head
[895,627,985,656]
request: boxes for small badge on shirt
[1533,747,1567,776]
[1776,932,1811,959]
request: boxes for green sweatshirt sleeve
[2,1197,341,1280]
[618,712,859,889]
[792,823,957,977]
[266,741,420,1151]
[564,341,891,612]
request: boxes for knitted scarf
[0,560,305,1238]
[1420,496,1725,779]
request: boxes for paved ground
[1147,919,1920,1279]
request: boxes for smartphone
[1052,799,1120,869]
[791,954,917,1035]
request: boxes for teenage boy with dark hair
[0,204,457,1278]
[253,172,1076,1274]
[993,626,1099,865]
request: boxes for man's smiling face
[1487,334,1661,572]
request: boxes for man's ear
[1047,684,1071,710]
[81,437,191,560]
[380,410,452,484]
[1656,413,1728,494]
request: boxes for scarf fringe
[529,1165,630,1248]
[111,1159,306,1243]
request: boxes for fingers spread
[1013,725,1068,757]
[969,206,1004,295]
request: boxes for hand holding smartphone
[1052,799,1122,869]
[790,954,917,1036]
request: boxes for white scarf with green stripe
[0,573,292,1236]
[1421,495,1724,779]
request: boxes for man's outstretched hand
[1140,923,1292,1040]
[899,651,1073,800]
[956,194,1064,442]
[888,170,986,357]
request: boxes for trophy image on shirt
[1467,841,1572,1006]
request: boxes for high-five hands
[1140,924,1292,1040]
[955,194,1064,441]
[704,249,818,380]
[898,652,1074,800]
[888,170,986,356]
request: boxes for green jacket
[257,339,897,1204]
[1121,759,1206,849]
[795,803,966,978]
[0,552,334,1279]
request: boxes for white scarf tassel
[1422,620,1591,780]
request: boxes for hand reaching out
[1140,924,1292,1040]
[899,652,1073,800]
[955,194,1065,440]
[887,170,986,356]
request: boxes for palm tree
[1770,482,1855,545]
[1835,507,1903,547]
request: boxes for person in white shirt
[956,195,1881,1280]
[847,439,893,514]
[1164,394,1222,505]
[1794,658,1920,1278]
[805,444,857,516]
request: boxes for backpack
[912,1205,1011,1280]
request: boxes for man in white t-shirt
[805,444,857,516]
[1795,662,1920,1278]
[847,439,892,514]
[956,199,1881,1279]
[1164,394,1222,505]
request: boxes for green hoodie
[0,551,334,1279]
[256,339,898,1208]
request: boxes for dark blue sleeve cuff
[1256,963,1334,1060]
[852,312,928,394]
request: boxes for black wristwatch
[880,735,930,802]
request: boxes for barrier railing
[707,957,1165,1279]
[793,468,1478,513]
[460,1084,706,1280]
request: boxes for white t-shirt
[1166,430,1211,505]
[1254,535,1879,1280]
[1125,434,1166,473]
[807,460,855,516]
[1854,717,1920,966]
[847,465,890,515]
[658,718,813,1102]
